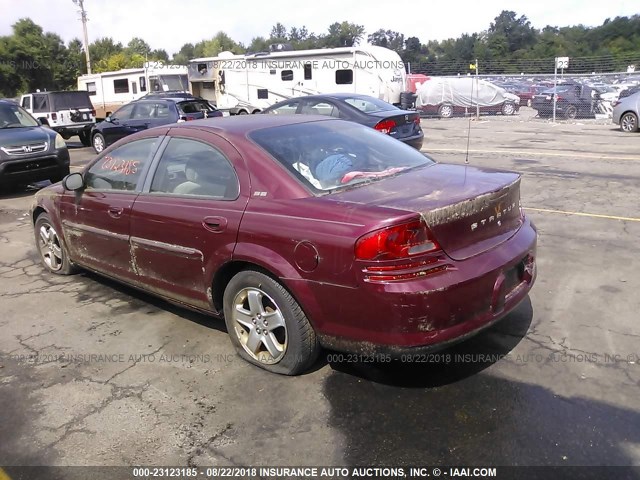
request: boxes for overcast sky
[1,0,637,56]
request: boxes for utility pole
[73,0,92,74]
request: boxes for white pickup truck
[20,91,96,146]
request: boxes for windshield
[150,74,189,92]
[249,120,434,193]
[0,103,40,128]
[343,97,397,113]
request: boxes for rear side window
[150,138,239,200]
[85,138,158,191]
[178,101,213,114]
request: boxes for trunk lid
[370,110,421,139]
[329,163,523,260]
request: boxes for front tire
[565,105,578,119]
[92,132,106,153]
[223,270,320,375]
[34,213,76,275]
[620,112,639,133]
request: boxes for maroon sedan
[31,115,536,375]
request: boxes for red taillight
[355,219,440,261]
[51,113,57,121]
[91,109,96,117]
[374,119,396,134]
[413,115,420,125]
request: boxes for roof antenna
[465,59,478,165]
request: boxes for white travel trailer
[77,64,189,118]
[188,46,406,115]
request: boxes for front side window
[22,96,31,109]
[150,138,239,199]
[131,103,155,119]
[111,104,134,121]
[113,79,129,94]
[139,76,147,92]
[85,138,158,191]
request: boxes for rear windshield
[343,97,397,113]
[249,120,434,193]
[49,91,93,110]
[177,100,215,114]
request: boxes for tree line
[1,12,639,97]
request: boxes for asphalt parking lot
[1,108,639,470]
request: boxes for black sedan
[262,94,424,149]
[91,97,222,153]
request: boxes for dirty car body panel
[32,115,536,358]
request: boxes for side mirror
[105,116,112,123]
[63,172,85,191]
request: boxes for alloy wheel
[231,287,288,364]
[38,223,63,271]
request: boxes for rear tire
[237,110,248,115]
[79,130,91,147]
[34,213,76,275]
[438,104,453,119]
[223,270,320,375]
[502,102,516,115]
[620,112,639,133]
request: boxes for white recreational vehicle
[188,46,406,115]
[77,63,189,118]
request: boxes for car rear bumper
[300,218,537,353]
[399,133,424,150]
[53,124,94,136]
[0,149,70,185]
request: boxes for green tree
[368,29,405,55]
[126,37,151,57]
[323,21,365,47]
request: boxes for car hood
[0,126,53,146]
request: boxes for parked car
[531,84,596,119]
[31,115,537,375]
[514,85,548,107]
[0,99,70,189]
[618,86,640,100]
[262,94,424,150]
[612,91,640,133]
[91,97,222,153]
[415,77,520,118]
[20,91,96,146]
